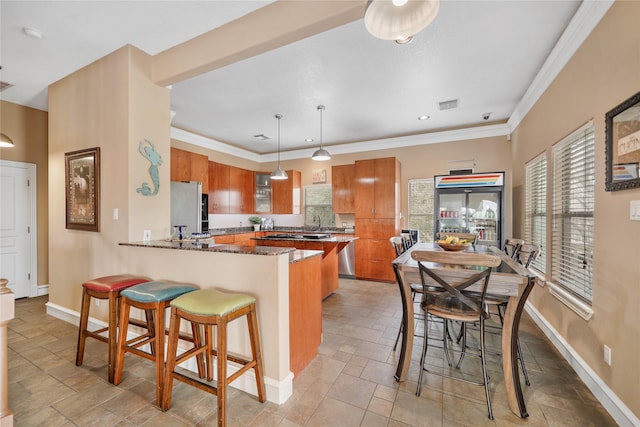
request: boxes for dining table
[392,242,536,418]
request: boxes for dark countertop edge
[252,236,358,243]
[119,241,295,256]
[209,227,356,236]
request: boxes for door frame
[0,159,38,297]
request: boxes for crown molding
[171,123,511,163]
[508,0,614,131]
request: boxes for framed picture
[605,91,640,191]
[65,147,100,231]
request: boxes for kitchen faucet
[313,215,321,230]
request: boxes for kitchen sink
[301,233,331,239]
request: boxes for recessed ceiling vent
[438,99,458,111]
[0,81,13,92]
[253,134,270,141]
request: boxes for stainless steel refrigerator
[433,172,504,247]
[170,181,202,237]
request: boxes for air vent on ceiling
[253,134,269,141]
[438,99,458,111]
[0,81,13,92]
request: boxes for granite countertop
[252,234,358,243]
[209,227,356,236]
[119,240,323,263]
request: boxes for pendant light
[364,0,440,44]
[271,114,288,180]
[0,133,15,148]
[311,105,331,161]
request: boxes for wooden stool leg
[154,302,166,406]
[75,288,91,367]
[205,325,213,382]
[107,292,118,383]
[162,307,180,411]
[217,319,228,427]
[247,305,266,402]
[113,297,131,385]
[192,322,206,378]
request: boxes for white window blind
[408,179,434,242]
[551,124,595,302]
[524,153,547,273]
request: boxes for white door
[0,161,36,298]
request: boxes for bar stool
[161,288,266,427]
[113,281,199,406]
[75,274,152,383]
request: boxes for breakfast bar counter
[117,240,324,404]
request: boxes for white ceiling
[0,1,611,160]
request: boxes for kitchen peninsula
[253,233,358,299]
[118,239,324,403]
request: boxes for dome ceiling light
[311,105,331,161]
[364,0,440,44]
[271,114,288,180]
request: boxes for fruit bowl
[437,242,471,252]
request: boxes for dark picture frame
[65,147,100,231]
[605,91,640,191]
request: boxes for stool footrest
[172,371,219,397]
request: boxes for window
[304,185,334,227]
[551,123,595,302]
[408,179,434,242]
[524,153,547,273]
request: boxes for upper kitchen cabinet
[271,170,301,214]
[354,157,400,219]
[209,162,254,214]
[230,165,255,214]
[255,172,271,214]
[171,147,209,193]
[332,164,355,214]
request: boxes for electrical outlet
[113,208,119,220]
[143,229,151,242]
[603,345,612,366]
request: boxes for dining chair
[390,236,405,257]
[401,232,414,251]
[502,238,524,259]
[412,250,501,420]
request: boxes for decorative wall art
[312,169,327,184]
[605,91,640,191]
[65,147,100,231]
[137,139,162,196]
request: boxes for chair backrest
[516,243,540,268]
[436,232,478,245]
[503,238,524,259]
[411,250,501,314]
[400,233,414,251]
[389,236,405,256]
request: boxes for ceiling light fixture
[271,114,288,180]
[311,105,331,161]
[22,27,43,39]
[418,115,430,121]
[364,0,440,44]
[0,133,15,148]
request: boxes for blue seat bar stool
[161,289,266,427]
[113,281,199,406]
[76,274,152,383]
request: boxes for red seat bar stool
[113,281,199,406]
[75,274,152,383]
[161,288,266,427]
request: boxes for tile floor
[8,278,617,426]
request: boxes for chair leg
[247,305,266,402]
[107,292,118,383]
[113,297,131,385]
[75,289,91,367]
[479,317,494,420]
[154,302,166,407]
[442,320,453,367]
[455,323,467,369]
[217,319,228,427]
[498,303,530,386]
[416,308,429,397]
[393,318,403,351]
[161,307,180,411]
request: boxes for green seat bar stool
[113,281,199,406]
[76,274,152,383]
[161,288,266,427]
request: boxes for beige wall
[510,1,640,417]
[0,100,49,284]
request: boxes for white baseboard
[525,302,639,427]
[37,284,49,296]
[45,301,292,404]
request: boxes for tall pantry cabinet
[354,157,401,282]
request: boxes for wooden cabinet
[271,170,301,214]
[171,147,209,193]
[209,162,254,214]
[332,164,354,213]
[354,157,399,219]
[354,157,401,282]
[229,166,255,214]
